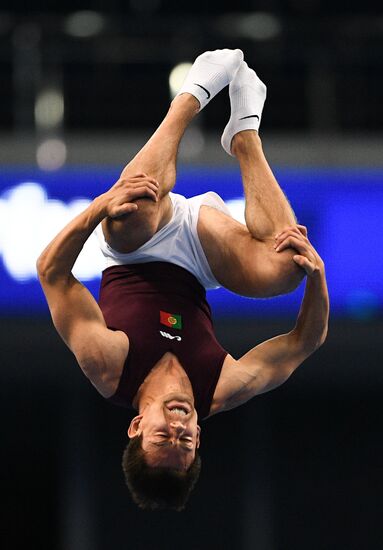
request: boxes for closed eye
[156,433,192,443]
[152,435,193,450]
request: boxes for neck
[133,352,194,412]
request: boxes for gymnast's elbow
[36,256,54,283]
[315,325,329,350]
[36,254,67,286]
[294,325,328,359]
[36,254,51,281]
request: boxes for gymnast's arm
[211,227,329,413]
[36,174,159,390]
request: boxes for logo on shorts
[160,311,182,330]
[160,331,182,342]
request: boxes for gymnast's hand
[273,225,324,277]
[99,173,160,218]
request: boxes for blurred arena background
[1,2,382,550]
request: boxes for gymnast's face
[128,397,201,471]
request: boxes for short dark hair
[122,434,201,511]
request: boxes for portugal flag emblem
[160,310,182,330]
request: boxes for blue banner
[0,167,382,319]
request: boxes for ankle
[170,93,200,115]
[232,130,262,157]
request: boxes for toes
[234,49,244,61]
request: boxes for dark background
[1,2,382,135]
[2,318,382,550]
[1,2,383,549]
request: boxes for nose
[169,421,186,435]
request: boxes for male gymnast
[37,49,329,511]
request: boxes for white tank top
[95,191,232,289]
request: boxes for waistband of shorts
[100,261,207,300]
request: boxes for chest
[137,358,193,395]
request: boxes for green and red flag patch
[160,310,182,330]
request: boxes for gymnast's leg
[198,62,304,297]
[223,61,297,237]
[102,49,243,253]
[102,93,199,253]
[230,64,304,295]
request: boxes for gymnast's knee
[104,198,160,253]
[268,250,306,296]
[250,250,305,298]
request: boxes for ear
[195,425,201,449]
[127,415,143,438]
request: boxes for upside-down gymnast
[37,49,329,511]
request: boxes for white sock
[176,49,243,111]
[221,61,267,156]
